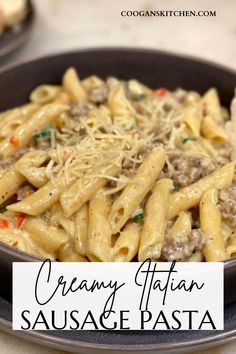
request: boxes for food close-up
[0,1,235,354]
[0,69,235,264]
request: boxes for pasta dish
[0,68,235,263]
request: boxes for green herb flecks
[132,92,145,101]
[182,136,196,144]
[33,128,52,140]
[133,213,145,223]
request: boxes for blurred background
[0,0,236,71]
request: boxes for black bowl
[0,48,236,305]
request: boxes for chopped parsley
[132,92,145,101]
[133,213,145,223]
[182,136,196,144]
[33,128,52,140]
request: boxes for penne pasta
[87,191,112,262]
[202,88,223,124]
[170,211,192,240]
[23,217,69,254]
[109,147,166,234]
[60,162,121,217]
[188,252,203,262]
[0,103,39,139]
[139,178,173,261]
[81,75,104,91]
[113,222,141,262]
[73,204,88,256]
[15,150,49,188]
[169,162,235,219]
[182,103,202,138]
[226,233,236,259]
[62,67,87,102]
[200,188,226,261]
[58,243,88,262]
[0,166,25,206]
[0,227,55,259]
[201,115,228,143]
[0,103,68,157]
[108,83,136,130]
[30,85,61,104]
[7,173,75,215]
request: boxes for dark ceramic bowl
[0,48,236,308]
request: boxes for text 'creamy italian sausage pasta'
[0,68,236,262]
